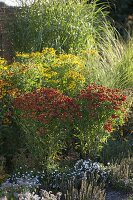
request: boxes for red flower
[121,95,126,101]
[111,114,118,119]
[14,88,80,126]
[13,83,129,136]
[113,106,119,110]
[103,122,112,132]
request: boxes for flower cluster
[0,169,62,200]
[1,174,40,191]
[73,159,108,181]
[10,48,87,96]
[49,159,108,190]
[14,88,80,126]
[13,83,130,135]
[0,58,19,125]
[0,159,107,199]
[77,83,128,132]
[0,170,41,199]
[13,82,130,159]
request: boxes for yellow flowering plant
[10,48,89,96]
[0,58,11,125]
[1,48,95,168]
[0,58,19,126]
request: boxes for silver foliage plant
[0,190,62,200]
[0,159,109,199]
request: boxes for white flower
[0,196,8,200]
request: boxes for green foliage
[101,113,133,164]
[13,87,79,169]
[0,122,25,172]
[9,48,88,96]
[0,57,19,128]
[73,84,131,158]
[0,58,10,125]
[8,0,133,91]
[128,195,133,200]
[12,84,130,166]
[0,57,24,172]
[15,118,68,169]
[1,0,132,176]
[101,138,132,164]
[114,39,133,89]
[0,157,8,184]
[88,36,133,90]
[8,0,110,54]
[109,156,133,192]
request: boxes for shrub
[101,96,133,164]
[101,138,133,164]
[2,49,131,167]
[13,87,80,168]
[13,84,130,165]
[74,84,130,157]
[0,58,24,172]
[9,48,87,96]
[0,58,12,126]
[0,57,19,126]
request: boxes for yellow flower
[0,58,6,65]
[16,53,30,58]
[3,66,8,70]
[9,48,89,96]
[42,48,56,56]
[30,52,41,57]
[8,88,19,98]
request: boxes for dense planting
[12,83,130,165]
[9,48,87,96]
[0,0,133,199]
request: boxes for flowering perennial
[77,83,128,132]
[14,88,80,125]
[10,48,87,96]
[0,58,18,125]
[14,84,129,134]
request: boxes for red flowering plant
[13,88,80,168]
[75,83,130,157]
[13,84,131,164]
